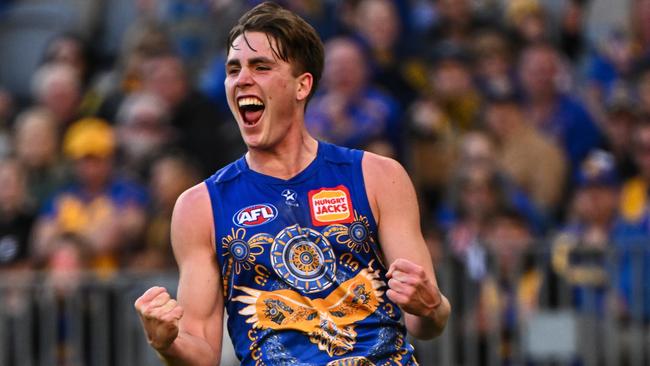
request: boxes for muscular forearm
[158,331,221,366]
[405,294,451,340]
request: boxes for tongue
[244,109,263,125]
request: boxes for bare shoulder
[362,151,407,179]
[361,152,415,224]
[362,151,413,195]
[171,182,215,253]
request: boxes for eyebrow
[226,56,276,68]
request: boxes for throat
[246,137,319,180]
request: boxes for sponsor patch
[309,185,354,226]
[233,204,278,227]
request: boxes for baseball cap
[63,118,115,159]
[576,150,619,188]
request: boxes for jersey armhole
[354,150,379,232]
[203,179,223,257]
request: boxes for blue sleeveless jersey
[204,141,418,366]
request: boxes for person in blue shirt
[518,42,603,180]
[134,3,450,366]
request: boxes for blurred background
[0,0,649,365]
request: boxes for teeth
[238,97,264,108]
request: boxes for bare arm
[135,183,224,365]
[363,153,451,339]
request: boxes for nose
[235,67,254,88]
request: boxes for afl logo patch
[233,204,278,227]
[308,185,354,226]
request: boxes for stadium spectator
[31,118,147,275]
[600,93,639,180]
[584,30,636,123]
[558,0,588,61]
[424,0,491,49]
[613,119,650,323]
[13,107,69,208]
[306,37,401,157]
[42,232,92,364]
[483,90,567,214]
[41,33,96,90]
[552,150,619,316]
[505,0,549,52]
[438,132,546,250]
[351,0,419,109]
[128,152,200,271]
[115,92,176,182]
[0,158,36,270]
[31,63,83,129]
[471,27,517,97]
[407,94,456,217]
[477,208,541,363]
[94,20,174,121]
[518,42,603,179]
[618,120,650,226]
[428,42,482,132]
[140,53,244,175]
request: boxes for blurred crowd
[1,0,650,358]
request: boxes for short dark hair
[227,2,324,104]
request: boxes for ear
[296,72,313,102]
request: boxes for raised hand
[386,258,442,318]
[134,286,184,351]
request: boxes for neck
[245,129,319,180]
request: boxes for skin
[134,31,450,364]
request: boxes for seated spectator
[619,119,650,225]
[32,118,148,275]
[477,209,541,362]
[552,150,620,314]
[406,94,456,216]
[306,37,401,157]
[115,92,176,182]
[584,30,636,124]
[94,20,174,121]
[471,27,517,97]
[30,63,83,129]
[600,92,639,180]
[351,0,419,109]
[41,233,92,365]
[613,120,650,322]
[0,158,36,270]
[140,53,244,175]
[483,90,567,214]
[505,0,549,52]
[128,152,200,271]
[519,42,603,179]
[428,42,482,132]
[438,133,547,257]
[13,107,69,208]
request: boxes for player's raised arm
[134,184,224,365]
[363,152,451,339]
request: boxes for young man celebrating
[134,3,450,365]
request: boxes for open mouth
[238,96,265,126]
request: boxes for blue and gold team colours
[204,141,418,366]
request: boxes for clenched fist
[386,258,442,318]
[134,286,184,351]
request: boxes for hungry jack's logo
[309,185,354,226]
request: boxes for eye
[226,67,240,76]
[256,65,270,71]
